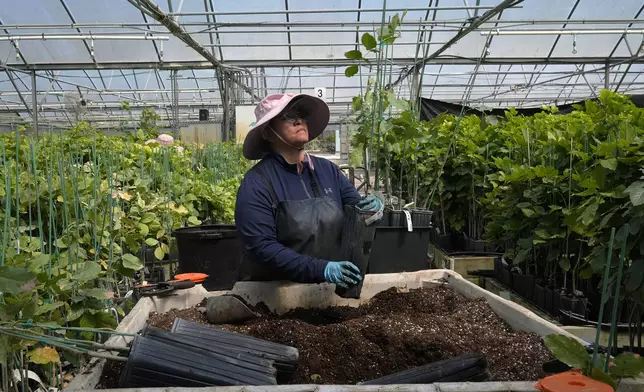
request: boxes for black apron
[239,164,345,281]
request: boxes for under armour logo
[324,188,333,195]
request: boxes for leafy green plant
[544,334,644,389]
[0,112,249,378]
[343,11,406,78]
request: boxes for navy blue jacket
[235,152,362,283]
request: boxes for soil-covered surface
[139,286,553,385]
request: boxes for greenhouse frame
[0,0,642,134]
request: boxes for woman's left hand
[356,195,383,212]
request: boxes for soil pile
[145,286,552,384]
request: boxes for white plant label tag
[404,210,413,232]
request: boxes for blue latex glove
[356,195,383,212]
[324,261,363,288]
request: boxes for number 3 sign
[313,87,326,101]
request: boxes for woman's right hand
[324,261,362,288]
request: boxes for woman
[235,93,382,288]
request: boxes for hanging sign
[313,87,327,101]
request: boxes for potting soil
[100,286,553,387]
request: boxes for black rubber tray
[170,318,299,375]
[119,335,277,388]
[360,353,488,385]
[141,325,276,376]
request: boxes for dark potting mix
[98,286,552,387]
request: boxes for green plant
[544,334,644,389]
[0,118,248,381]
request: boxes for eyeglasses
[281,110,309,125]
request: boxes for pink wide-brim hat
[243,93,330,160]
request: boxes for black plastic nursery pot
[173,224,241,291]
[533,283,546,311]
[119,334,277,388]
[559,294,590,318]
[512,273,535,301]
[364,209,433,274]
[498,267,512,289]
[335,206,378,299]
[543,287,556,314]
[367,227,432,274]
[410,209,433,227]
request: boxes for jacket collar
[268,151,315,174]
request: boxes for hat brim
[242,94,330,160]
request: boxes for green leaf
[625,260,644,292]
[581,201,599,226]
[28,253,50,271]
[579,266,594,279]
[543,334,590,370]
[138,223,150,236]
[145,237,159,246]
[521,208,537,217]
[535,229,551,239]
[514,249,530,264]
[154,246,165,261]
[352,96,363,112]
[79,288,115,300]
[66,306,85,322]
[590,367,616,390]
[55,238,68,249]
[592,165,606,188]
[625,181,644,206]
[559,256,571,272]
[610,352,644,378]
[141,212,156,224]
[345,65,359,77]
[72,262,102,281]
[391,14,401,31]
[0,266,37,295]
[122,253,143,271]
[599,158,617,171]
[344,50,363,60]
[187,216,201,225]
[361,33,378,51]
[35,301,64,316]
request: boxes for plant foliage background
[0,109,248,378]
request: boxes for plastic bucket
[173,225,241,291]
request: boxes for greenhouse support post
[605,61,610,90]
[32,70,38,138]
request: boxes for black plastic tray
[119,335,276,388]
[360,353,487,385]
[170,318,298,377]
[141,325,276,376]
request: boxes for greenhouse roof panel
[0,0,642,126]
